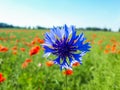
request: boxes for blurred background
[0,0,120,32]
[0,1,120,90]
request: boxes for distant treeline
[0,22,120,32]
[77,27,112,32]
[0,22,15,28]
[0,22,47,29]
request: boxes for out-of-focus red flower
[25,58,32,63]
[32,37,44,44]
[31,40,36,45]
[0,45,3,48]
[104,49,110,54]
[29,46,40,56]
[22,62,28,69]
[0,73,6,83]
[12,46,17,50]
[92,34,97,38]
[0,45,8,52]
[106,44,111,49]
[46,61,54,67]
[20,48,25,52]
[37,39,44,44]
[72,62,80,67]
[63,69,73,75]
[111,47,116,53]
[98,40,103,45]
[16,40,19,43]
[22,58,32,68]
[12,50,17,55]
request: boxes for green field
[0,29,120,90]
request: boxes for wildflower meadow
[0,27,120,90]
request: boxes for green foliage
[0,29,120,90]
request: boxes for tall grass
[0,29,120,90]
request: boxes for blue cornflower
[42,25,91,70]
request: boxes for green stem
[65,74,67,90]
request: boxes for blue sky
[0,0,120,31]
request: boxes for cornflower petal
[45,33,55,45]
[64,25,69,39]
[43,46,55,54]
[51,27,62,39]
[53,56,61,64]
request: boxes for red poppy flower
[12,50,17,55]
[22,62,28,69]
[72,62,80,67]
[21,58,32,69]
[0,45,8,52]
[63,69,73,75]
[29,46,40,56]
[12,46,17,50]
[46,61,54,67]
[25,58,32,63]
[37,39,44,44]
[0,73,6,83]
[20,48,25,52]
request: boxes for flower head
[25,58,32,63]
[43,25,91,70]
[29,45,40,56]
[0,73,6,83]
[20,48,25,52]
[63,69,73,75]
[46,60,54,67]
[0,45,8,52]
[21,58,32,69]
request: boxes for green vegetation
[0,29,120,90]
